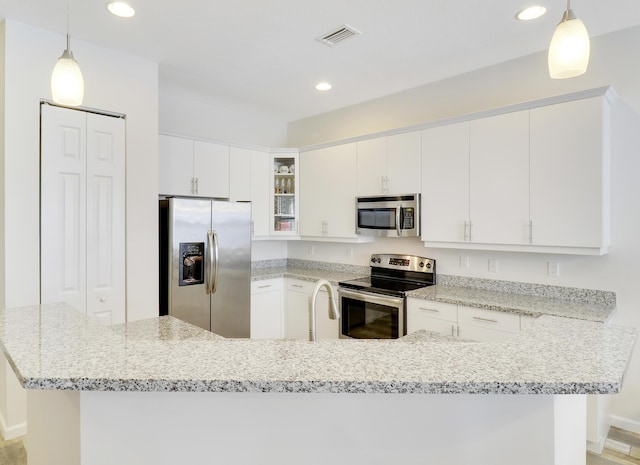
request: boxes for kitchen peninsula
[0,301,636,465]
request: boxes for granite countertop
[252,266,367,285]
[408,285,615,322]
[254,264,616,322]
[0,303,635,394]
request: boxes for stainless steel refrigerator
[159,197,251,337]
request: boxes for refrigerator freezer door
[169,198,212,331]
[210,200,252,337]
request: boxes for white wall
[159,87,289,148]
[0,18,159,436]
[1,19,159,319]
[287,26,640,430]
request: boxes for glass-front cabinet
[270,151,300,236]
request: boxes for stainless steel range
[338,254,436,339]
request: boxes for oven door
[339,288,405,339]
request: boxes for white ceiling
[1,0,639,121]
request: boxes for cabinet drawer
[458,306,520,333]
[287,279,314,293]
[407,299,457,322]
[251,279,283,294]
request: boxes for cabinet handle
[528,220,533,245]
[419,307,439,313]
[451,325,455,337]
[251,220,254,235]
[190,177,195,194]
[468,221,473,242]
[456,325,460,337]
[195,177,199,194]
[472,316,498,324]
[258,284,272,289]
[464,221,469,242]
[291,284,304,289]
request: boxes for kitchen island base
[27,390,586,465]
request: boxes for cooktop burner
[339,254,436,297]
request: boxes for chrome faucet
[308,279,340,341]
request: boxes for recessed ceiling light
[107,2,136,18]
[515,5,547,21]
[315,82,332,91]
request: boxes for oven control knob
[419,261,424,268]
[426,263,432,269]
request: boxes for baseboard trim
[611,415,640,435]
[586,427,609,454]
[0,410,27,440]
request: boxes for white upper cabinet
[193,140,229,198]
[469,110,530,245]
[530,96,610,250]
[300,143,358,239]
[270,152,300,236]
[229,146,252,201]
[229,147,270,238]
[158,134,230,198]
[421,121,470,243]
[357,131,421,196]
[422,89,614,254]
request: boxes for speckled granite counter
[0,303,635,394]
[252,261,616,322]
[408,285,615,322]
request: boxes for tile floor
[1,426,639,464]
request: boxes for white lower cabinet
[407,299,535,342]
[406,301,457,337]
[250,279,283,339]
[457,306,521,342]
[286,279,339,340]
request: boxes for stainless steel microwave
[355,194,420,237]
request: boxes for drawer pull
[291,284,304,289]
[472,316,498,324]
[419,307,440,313]
[258,285,272,289]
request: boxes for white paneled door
[41,104,126,325]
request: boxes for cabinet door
[530,97,608,248]
[300,144,357,238]
[250,151,270,237]
[158,134,194,196]
[194,141,230,198]
[229,147,252,201]
[271,153,299,236]
[250,279,283,339]
[356,137,387,195]
[386,131,421,194]
[286,281,311,340]
[470,111,530,245]
[421,122,470,242]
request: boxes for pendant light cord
[66,0,71,50]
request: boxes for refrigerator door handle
[206,230,214,294]
[210,230,220,294]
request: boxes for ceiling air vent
[316,24,361,47]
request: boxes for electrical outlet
[548,261,560,278]
[488,258,498,273]
[460,256,469,269]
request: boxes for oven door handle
[338,287,404,307]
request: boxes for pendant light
[548,0,590,79]
[51,0,84,106]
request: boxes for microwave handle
[396,205,402,237]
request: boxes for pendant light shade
[548,1,590,79]
[51,1,84,106]
[51,41,84,106]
